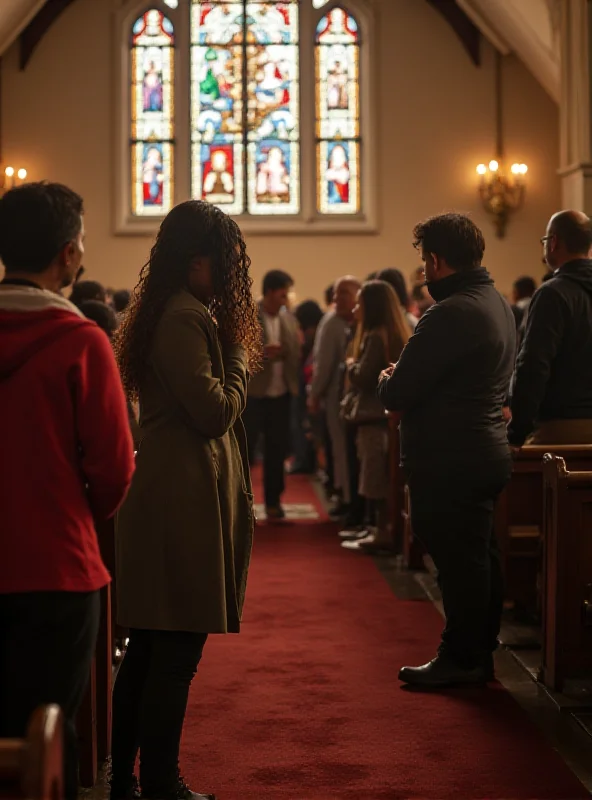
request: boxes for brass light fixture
[476,52,527,239]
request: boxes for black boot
[110,775,141,799]
[398,654,489,687]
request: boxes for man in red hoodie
[0,182,135,799]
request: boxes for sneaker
[338,526,369,540]
[110,775,141,799]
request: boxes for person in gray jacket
[309,276,361,517]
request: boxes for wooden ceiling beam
[426,0,482,66]
[20,0,77,70]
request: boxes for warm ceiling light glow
[488,160,499,172]
[476,164,487,175]
[511,163,520,174]
[17,169,27,180]
[519,163,528,175]
[5,166,14,177]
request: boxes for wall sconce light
[476,159,527,238]
[476,53,528,239]
[0,165,28,195]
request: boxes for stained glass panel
[131,10,175,216]
[315,7,361,214]
[191,1,300,216]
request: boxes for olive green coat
[116,290,254,634]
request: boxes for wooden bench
[387,413,425,568]
[494,445,592,612]
[0,705,63,799]
[77,516,115,788]
[541,455,592,691]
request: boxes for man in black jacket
[509,211,592,447]
[378,213,516,687]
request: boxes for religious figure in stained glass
[131,9,174,216]
[191,0,299,215]
[316,6,361,214]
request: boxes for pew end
[542,454,592,692]
[0,705,63,799]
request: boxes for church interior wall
[0,0,560,302]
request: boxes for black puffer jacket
[508,259,592,446]
[378,268,516,469]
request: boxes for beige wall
[1,0,559,302]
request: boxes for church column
[558,0,592,212]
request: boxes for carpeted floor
[179,473,589,799]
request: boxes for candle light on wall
[1,164,28,193]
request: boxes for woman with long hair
[341,280,409,554]
[110,201,261,800]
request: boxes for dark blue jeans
[407,457,512,667]
[111,628,208,795]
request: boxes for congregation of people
[2,181,592,799]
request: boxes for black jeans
[111,628,208,795]
[345,423,366,526]
[407,457,512,667]
[0,590,100,800]
[243,393,291,508]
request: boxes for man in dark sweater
[378,213,516,687]
[509,211,592,446]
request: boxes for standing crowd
[1,180,592,798]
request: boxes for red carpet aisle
[180,474,588,799]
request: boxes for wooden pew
[0,705,63,799]
[541,455,592,691]
[77,516,115,788]
[494,445,592,611]
[387,413,425,568]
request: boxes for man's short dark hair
[377,268,409,308]
[513,276,537,299]
[412,213,485,271]
[0,182,83,273]
[294,299,323,331]
[262,269,293,295]
[79,300,118,338]
[70,280,106,307]
[550,212,592,255]
[113,289,132,313]
[324,283,335,306]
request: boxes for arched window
[190,1,300,215]
[118,1,374,233]
[130,9,175,216]
[315,7,360,214]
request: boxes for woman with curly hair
[110,201,261,800]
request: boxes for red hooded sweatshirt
[0,284,135,594]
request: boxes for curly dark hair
[115,200,262,399]
[412,213,485,271]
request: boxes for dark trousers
[111,628,208,795]
[0,590,100,800]
[408,457,512,667]
[243,393,291,508]
[345,423,366,526]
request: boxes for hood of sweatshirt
[0,285,91,381]
[555,259,592,296]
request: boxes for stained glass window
[131,10,175,216]
[315,7,360,214]
[190,1,300,215]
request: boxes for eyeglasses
[540,235,553,244]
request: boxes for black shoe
[266,505,286,520]
[141,777,215,800]
[328,501,349,521]
[110,775,141,799]
[398,654,489,687]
